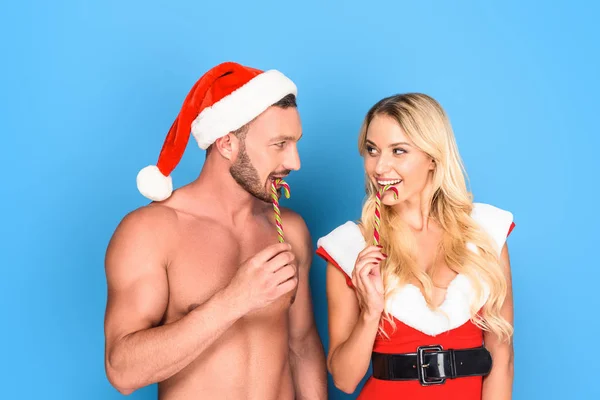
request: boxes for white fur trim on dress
[471,203,514,256]
[316,221,365,277]
[385,274,490,336]
[317,202,512,336]
[190,70,297,149]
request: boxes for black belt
[372,345,492,386]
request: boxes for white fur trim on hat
[190,70,297,149]
[136,165,173,202]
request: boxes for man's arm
[103,206,246,395]
[283,209,327,399]
[482,243,515,399]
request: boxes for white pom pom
[136,165,173,201]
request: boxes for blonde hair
[357,93,513,342]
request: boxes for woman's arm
[326,260,382,394]
[482,243,515,399]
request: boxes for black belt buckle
[417,345,445,386]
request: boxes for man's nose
[284,146,301,171]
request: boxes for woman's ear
[429,157,436,171]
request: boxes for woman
[316,93,515,399]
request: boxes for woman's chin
[382,198,401,207]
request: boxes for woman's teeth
[377,179,402,186]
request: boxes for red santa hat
[136,61,297,201]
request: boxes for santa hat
[136,61,297,201]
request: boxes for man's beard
[230,146,288,203]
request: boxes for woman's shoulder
[471,202,513,223]
[317,220,364,241]
[470,202,516,254]
[315,220,366,285]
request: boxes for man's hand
[224,242,298,314]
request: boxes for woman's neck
[393,183,435,232]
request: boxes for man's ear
[214,134,240,161]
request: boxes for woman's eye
[366,146,378,155]
[394,148,406,155]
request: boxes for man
[103,62,327,399]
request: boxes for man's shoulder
[104,204,178,273]
[117,203,180,233]
[280,207,310,237]
[107,203,182,254]
[116,203,233,244]
[279,207,312,261]
[280,206,306,222]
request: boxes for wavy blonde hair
[357,93,513,342]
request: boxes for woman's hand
[351,245,387,321]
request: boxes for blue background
[2,0,598,398]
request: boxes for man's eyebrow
[271,134,302,142]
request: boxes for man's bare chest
[162,218,289,321]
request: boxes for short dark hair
[272,93,297,109]
[206,93,297,155]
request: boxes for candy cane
[373,184,398,245]
[271,178,291,243]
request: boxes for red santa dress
[316,203,515,400]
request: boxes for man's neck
[185,160,265,225]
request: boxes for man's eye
[274,142,286,148]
